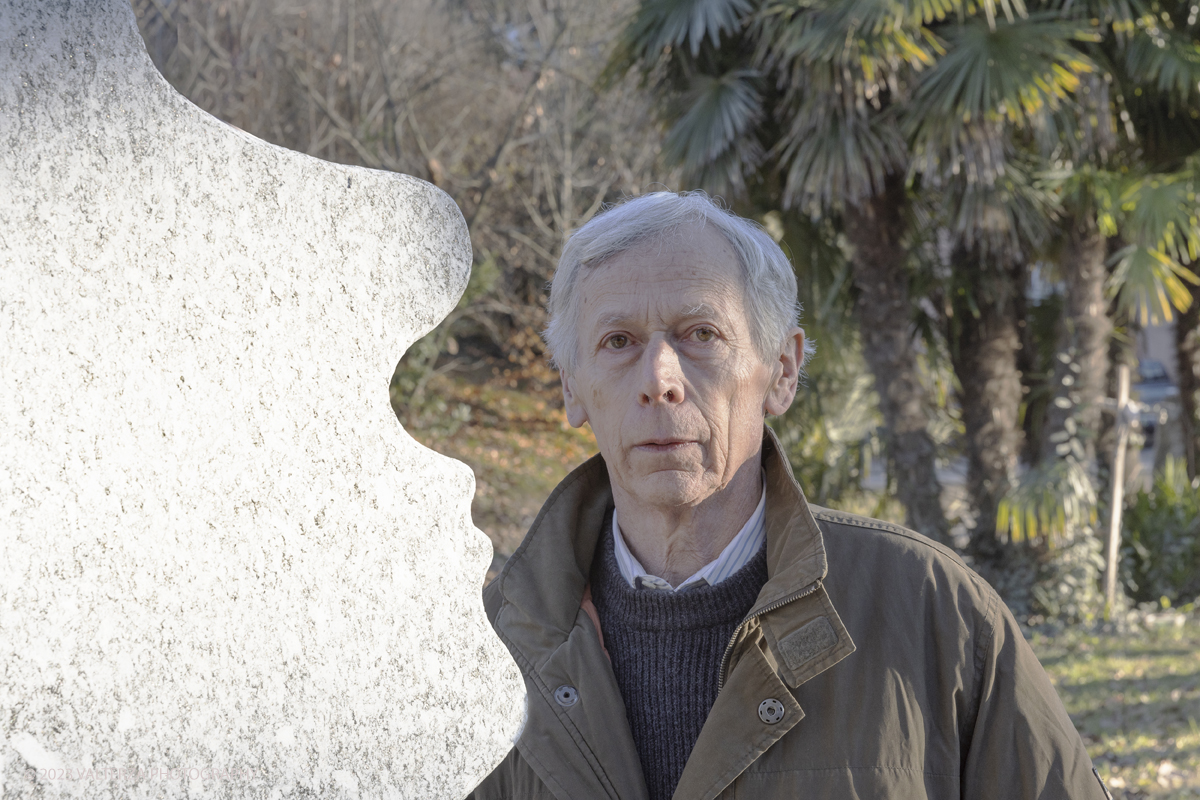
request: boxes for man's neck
[611,457,763,587]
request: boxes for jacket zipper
[717,580,822,691]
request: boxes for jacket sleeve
[961,598,1112,799]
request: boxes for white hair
[543,191,815,373]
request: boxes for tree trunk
[948,247,1024,552]
[844,172,951,546]
[1176,279,1200,480]
[1040,218,1110,467]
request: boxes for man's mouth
[634,438,694,452]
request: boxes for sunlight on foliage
[759,0,939,71]
[998,453,1098,545]
[1106,170,1200,324]
[907,17,1098,186]
[912,17,1097,125]
[1108,243,1200,324]
[1043,166,1200,326]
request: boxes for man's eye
[694,328,716,342]
[606,335,629,349]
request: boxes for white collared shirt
[611,482,767,592]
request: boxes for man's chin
[621,469,713,509]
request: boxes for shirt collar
[611,476,767,592]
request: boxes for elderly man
[470,192,1108,800]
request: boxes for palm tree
[927,161,1059,554]
[1178,278,1200,478]
[896,10,1097,558]
[1035,0,1200,472]
[610,0,1104,550]
[609,0,949,541]
[1036,173,1115,470]
[980,0,1200,622]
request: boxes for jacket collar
[757,427,829,611]
[487,426,853,800]
[493,426,828,635]
[489,448,614,663]
[487,424,844,676]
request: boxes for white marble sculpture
[0,1,525,796]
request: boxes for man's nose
[638,337,684,406]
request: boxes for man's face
[561,223,802,510]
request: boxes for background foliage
[134,0,1200,620]
[135,3,1200,791]
[1123,457,1200,605]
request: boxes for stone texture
[0,1,525,797]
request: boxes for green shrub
[1121,457,1200,606]
[1031,527,1106,625]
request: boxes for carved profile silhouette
[0,1,524,796]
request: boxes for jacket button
[554,685,578,707]
[758,698,785,724]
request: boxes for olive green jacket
[470,430,1108,800]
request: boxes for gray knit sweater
[591,520,769,800]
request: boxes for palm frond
[665,68,765,165]
[998,451,1098,545]
[940,153,1061,254]
[774,87,909,209]
[754,0,940,101]
[1119,174,1200,262]
[907,17,1100,187]
[658,69,766,195]
[1121,23,1200,105]
[625,0,754,58]
[681,132,767,195]
[1036,163,1130,230]
[908,16,1098,133]
[1108,243,1200,324]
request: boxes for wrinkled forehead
[574,225,750,323]
[584,222,746,286]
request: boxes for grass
[407,372,1200,795]
[1032,618,1200,798]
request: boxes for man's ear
[561,370,589,428]
[764,327,805,417]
